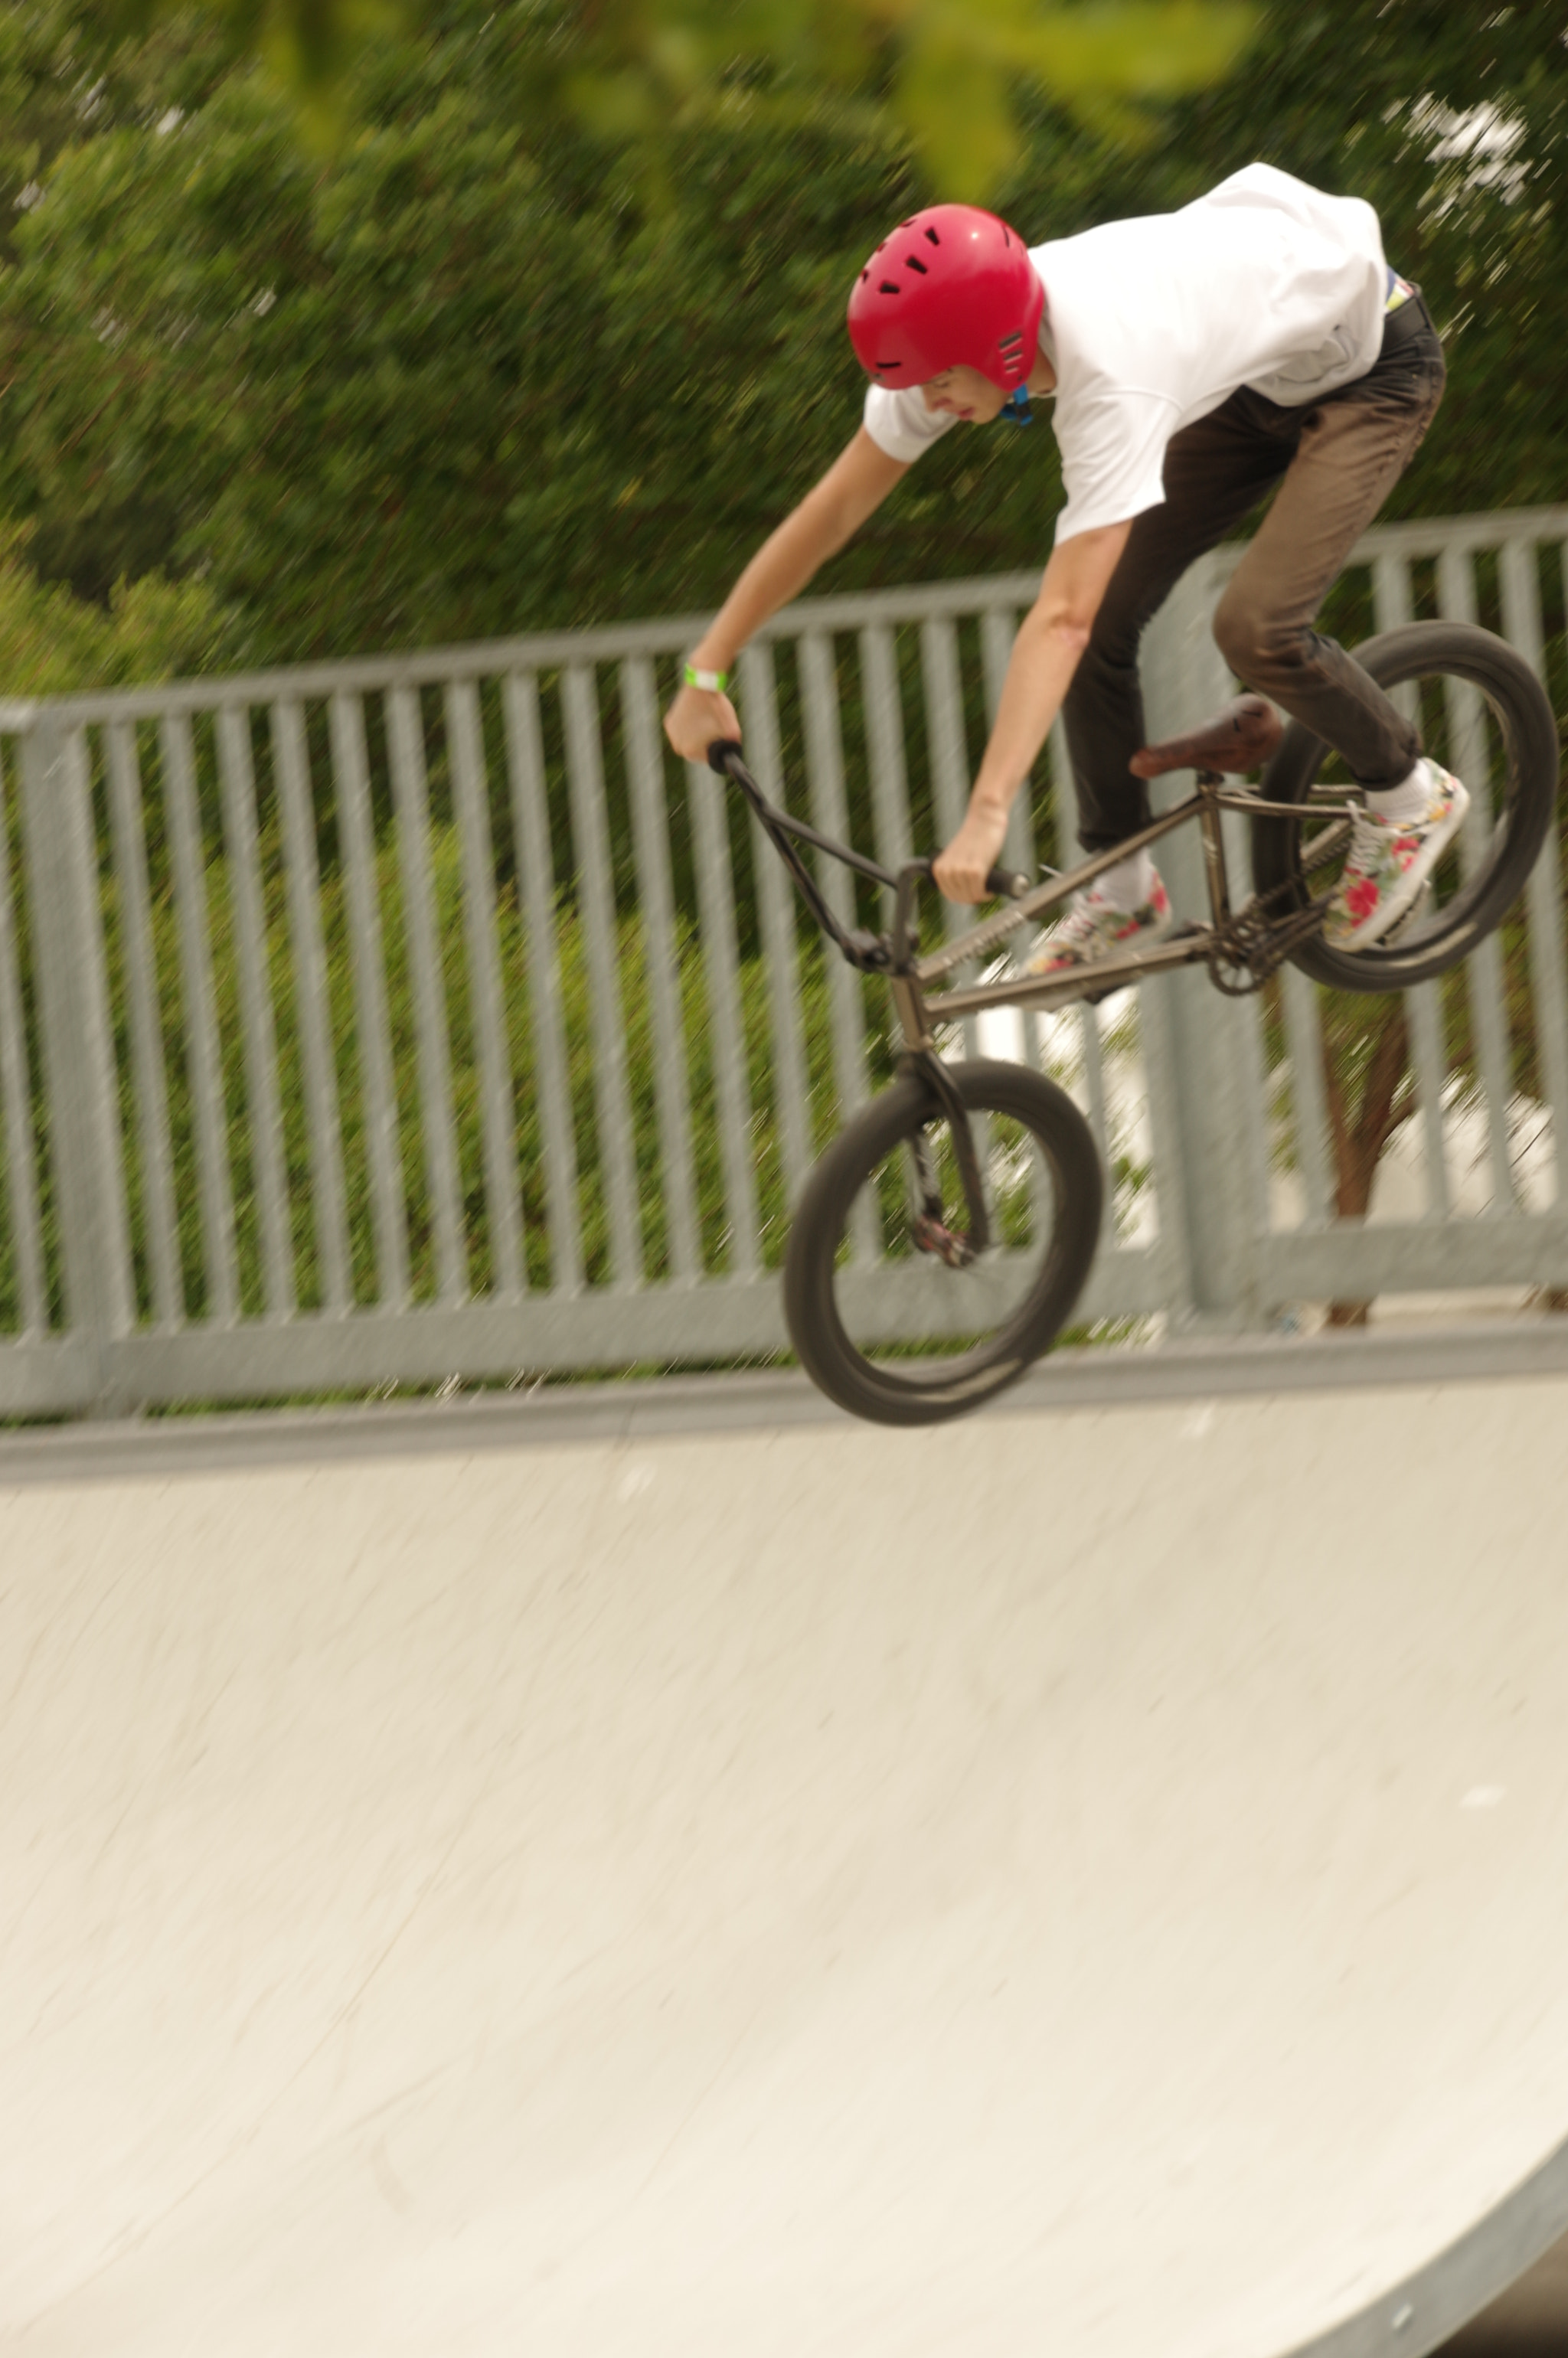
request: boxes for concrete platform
[4,1367,1568,2354]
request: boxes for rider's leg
[1063,399,1295,855]
[1028,400,1297,978]
[1211,305,1460,946]
[1210,328,1446,785]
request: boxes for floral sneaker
[1024,870,1173,978]
[1323,762,1471,951]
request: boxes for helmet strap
[998,385,1034,428]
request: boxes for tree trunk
[1321,1000,1414,1328]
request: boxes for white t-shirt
[862,164,1389,544]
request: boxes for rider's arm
[664,429,910,760]
[933,519,1134,903]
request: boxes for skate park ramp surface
[5,1360,1568,2358]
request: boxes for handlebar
[706,739,1027,904]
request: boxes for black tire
[782,1058,1103,1427]
[1249,622,1559,994]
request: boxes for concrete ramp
[4,1371,1568,2356]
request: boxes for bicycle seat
[1130,694,1283,779]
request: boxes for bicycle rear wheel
[1249,621,1558,994]
[782,1058,1102,1427]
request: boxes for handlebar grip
[707,737,744,776]
[915,857,1029,901]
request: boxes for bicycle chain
[1202,808,1356,997]
[1206,898,1327,995]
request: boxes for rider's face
[920,365,1008,424]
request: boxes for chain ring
[1206,875,1332,997]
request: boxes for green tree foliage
[109,0,1257,198]
[0,523,227,691]
[0,0,1563,672]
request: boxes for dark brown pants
[1062,295,1447,851]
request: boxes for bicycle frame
[710,742,1358,1059]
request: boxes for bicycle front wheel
[1250,620,1559,994]
[782,1058,1103,1428]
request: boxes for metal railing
[0,504,1563,1417]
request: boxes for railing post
[1137,572,1266,1332]
[19,715,135,1410]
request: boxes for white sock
[1365,758,1432,825]
[1092,848,1155,912]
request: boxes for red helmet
[847,203,1044,392]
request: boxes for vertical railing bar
[271,699,351,1313]
[1279,965,1334,1228]
[920,617,975,950]
[1406,984,1452,1219]
[1050,719,1119,1197]
[65,724,137,1347]
[739,645,812,1216]
[104,720,181,1328]
[1236,991,1276,1242]
[981,608,1036,877]
[1372,554,1449,1222]
[1371,553,1422,729]
[504,673,582,1296]
[918,614,1007,1239]
[1135,972,1195,1318]
[447,681,524,1301]
[687,753,762,1282]
[0,740,46,1334]
[330,690,408,1308]
[561,665,643,1288]
[20,723,136,1386]
[386,684,467,1305]
[1436,546,1518,1211]
[619,660,701,1285]
[982,604,1049,1243]
[861,622,914,874]
[1075,1001,1115,1218]
[162,712,239,1324]
[800,629,877,1266]
[1502,538,1568,1207]
[217,707,294,1318]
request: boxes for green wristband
[684,662,729,694]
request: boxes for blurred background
[0,0,1560,687]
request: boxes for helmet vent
[879,280,901,296]
[924,226,940,245]
[998,331,1024,351]
[904,256,929,274]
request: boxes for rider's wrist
[685,650,733,693]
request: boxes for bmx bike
[709,620,1558,1426]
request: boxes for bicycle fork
[902,1049,991,1268]
[886,863,992,1267]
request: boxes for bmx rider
[662,162,1466,971]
